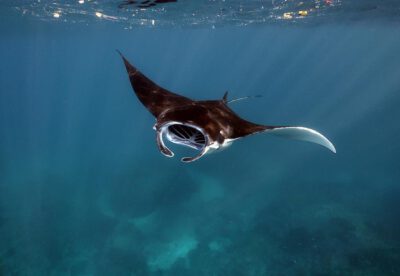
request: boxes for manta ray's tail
[264,126,336,153]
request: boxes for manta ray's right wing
[118,51,193,117]
[265,126,336,153]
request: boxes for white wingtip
[267,126,336,153]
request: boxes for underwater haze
[1,1,400,275]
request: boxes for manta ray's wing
[118,51,193,117]
[227,106,336,153]
[265,126,336,153]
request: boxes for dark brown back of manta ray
[120,53,192,117]
[119,53,270,140]
[156,101,268,141]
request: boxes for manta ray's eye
[166,124,207,151]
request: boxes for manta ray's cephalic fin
[181,148,209,163]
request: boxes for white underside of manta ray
[118,51,336,162]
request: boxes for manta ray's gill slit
[167,124,207,150]
[177,124,192,138]
[169,125,185,139]
[194,132,205,144]
[176,125,191,139]
[170,124,195,140]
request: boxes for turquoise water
[1,1,400,275]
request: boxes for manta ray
[118,52,336,162]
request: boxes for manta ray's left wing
[118,51,193,117]
[265,126,336,153]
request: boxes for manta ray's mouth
[161,122,208,151]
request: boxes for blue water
[1,1,400,275]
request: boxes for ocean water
[1,1,400,275]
